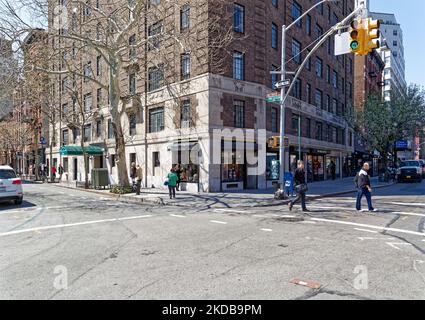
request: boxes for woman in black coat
[289,160,309,212]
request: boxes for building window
[306,83,311,104]
[306,50,311,70]
[393,40,397,47]
[96,56,102,76]
[292,39,301,64]
[315,89,323,109]
[111,155,116,167]
[149,107,164,133]
[129,114,137,136]
[181,100,191,128]
[62,129,69,146]
[393,30,398,36]
[306,14,311,35]
[180,4,190,31]
[73,128,80,143]
[326,95,331,112]
[83,62,92,82]
[97,88,102,108]
[291,1,302,27]
[108,119,114,139]
[148,21,163,50]
[271,23,278,49]
[271,107,278,132]
[306,118,311,138]
[62,103,68,116]
[181,53,190,80]
[129,34,136,58]
[332,70,338,88]
[84,125,91,142]
[234,100,245,128]
[148,66,164,91]
[153,151,160,176]
[83,93,92,112]
[233,51,245,80]
[272,0,278,8]
[316,122,323,141]
[315,23,323,40]
[129,73,136,95]
[292,115,300,135]
[96,119,102,137]
[332,98,337,114]
[316,57,323,78]
[292,78,301,99]
[233,4,245,33]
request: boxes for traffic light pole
[276,0,365,194]
[278,25,286,192]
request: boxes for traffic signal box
[349,18,381,55]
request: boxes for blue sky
[370,0,425,87]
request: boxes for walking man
[135,164,143,195]
[355,163,377,212]
[289,160,309,212]
[167,168,178,199]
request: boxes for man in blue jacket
[355,163,378,212]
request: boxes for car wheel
[15,198,23,205]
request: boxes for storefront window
[172,143,199,183]
[266,154,279,180]
[222,149,244,182]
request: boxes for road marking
[310,218,425,238]
[383,202,425,207]
[260,228,273,232]
[210,220,228,225]
[0,215,153,237]
[308,206,425,218]
[354,228,378,234]
[214,209,248,214]
[170,214,186,218]
[358,237,394,241]
[386,242,413,251]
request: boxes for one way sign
[274,79,290,89]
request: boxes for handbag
[164,179,169,186]
[295,183,308,193]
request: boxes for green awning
[60,145,104,156]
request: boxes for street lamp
[277,0,342,193]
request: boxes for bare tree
[0,0,234,187]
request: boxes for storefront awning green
[60,145,104,156]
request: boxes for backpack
[354,172,360,188]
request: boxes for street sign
[334,32,351,56]
[274,79,290,89]
[266,93,281,103]
[396,140,409,150]
[40,137,47,145]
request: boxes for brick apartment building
[47,0,355,192]
[352,48,385,175]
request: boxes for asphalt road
[0,181,425,300]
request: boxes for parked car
[419,159,425,178]
[0,166,23,205]
[397,160,423,183]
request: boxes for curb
[47,181,396,209]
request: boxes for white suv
[0,166,23,205]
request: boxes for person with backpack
[355,162,377,212]
[166,168,178,199]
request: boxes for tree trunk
[109,55,129,187]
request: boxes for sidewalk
[51,177,394,209]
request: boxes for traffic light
[349,19,366,55]
[365,18,381,52]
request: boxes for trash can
[91,168,109,189]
